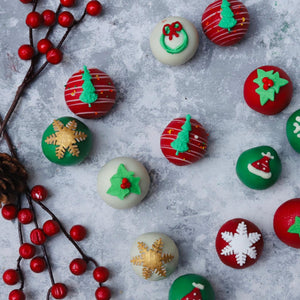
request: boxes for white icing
[247,163,272,179]
[97,157,150,209]
[293,116,300,138]
[150,16,199,66]
[221,221,261,266]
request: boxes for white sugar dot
[194,135,199,139]
[263,168,266,170]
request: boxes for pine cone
[0,153,28,207]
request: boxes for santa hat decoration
[247,152,274,179]
[182,282,204,300]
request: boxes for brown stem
[45,4,62,40]
[35,200,99,268]
[26,190,56,285]
[16,256,25,290]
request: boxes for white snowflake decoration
[220,221,261,266]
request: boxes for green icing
[160,22,189,54]
[288,216,300,237]
[253,69,289,106]
[171,114,192,155]
[107,164,141,200]
[286,109,300,153]
[41,117,92,166]
[236,146,282,190]
[169,274,215,300]
[218,0,237,32]
[79,65,98,107]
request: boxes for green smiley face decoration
[160,21,188,54]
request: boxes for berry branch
[1,1,111,299]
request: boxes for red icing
[163,21,183,40]
[64,68,116,119]
[273,198,300,248]
[182,286,203,300]
[244,65,293,115]
[120,178,131,189]
[160,117,208,166]
[201,0,250,46]
[215,218,264,269]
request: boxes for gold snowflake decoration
[130,238,174,279]
[45,119,87,159]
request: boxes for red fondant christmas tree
[247,152,274,179]
[182,282,204,300]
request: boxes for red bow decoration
[162,21,183,40]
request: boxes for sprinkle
[241,23,244,26]
[183,158,186,160]
[71,90,76,96]
[242,17,245,22]
[188,150,191,152]
[168,129,173,134]
[75,85,77,87]
[195,125,200,128]
[108,82,111,85]
[96,75,100,80]
[194,135,199,139]
[95,112,98,115]
[100,91,103,94]
[110,89,114,92]
[206,21,209,26]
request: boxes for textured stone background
[0,0,300,299]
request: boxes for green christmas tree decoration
[288,216,300,237]
[253,69,289,106]
[171,114,192,156]
[79,65,98,107]
[107,164,141,200]
[218,0,237,32]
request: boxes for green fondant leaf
[106,163,141,200]
[253,69,289,106]
[288,216,300,237]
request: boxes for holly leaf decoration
[106,164,141,200]
[253,69,289,106]
[288,216,300,237]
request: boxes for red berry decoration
[30,256,46,273]
[31,185,48,201]
[86,1,103,16]
[58,11,74,28]
[93,266,109,283]
[19,243,36,259]
[26,11,43,29]
[46,48,63,65]
[19,0,32,3]
[69,258,87,275]
[1,204,17,220]
[43,220,60,236]
[202,0,250,46]
[42,10,56,27]
[30,228,46,245]
[18,44,34,60]
[60,0,76,7]
[51,283,68,299]
[37,39,53,54]
[3,269,19,285]
[9,289,26,300]
[160,114,209,166]
[70,225,87,241]
[273,198,300,248]
[95,286,111,300]
[244,65,293,115]
[17,208,33,224]
[215,218,264,269]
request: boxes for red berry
[93,266,109,283]
[19,243,36,259]
[37,39,53,54]
[95,286,111,300]
[58,11,74,27]
[43,220,60,236]
[60,0,76,7]
[70,225,87,241]
[30,228,46,245]
[18,44,34,60]
[26,12,42,28]
[69,258,87,275]
[46,49,63,65]
[9,289,26,300]
[86,1,102,16]
[30,257,46,273]
[17,208,33,224]
[31,185,48,201]
[1,204,17,220]
[42,10,56,27]
[19,0,32,3]
[3,269,19,285]
[51,283,68,299]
